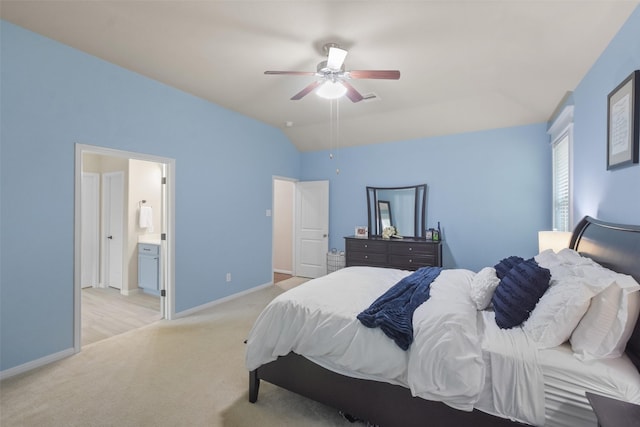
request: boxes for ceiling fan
[264,43,400,102]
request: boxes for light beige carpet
[0,277,357,427]
[276,275,311,291]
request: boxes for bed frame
[249,216,640,426]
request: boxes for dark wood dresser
[345,236,442,270]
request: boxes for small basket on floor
[327,250,345,274]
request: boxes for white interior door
[81,173,100,288]
[103,171,124,290]
[295,180,329,278]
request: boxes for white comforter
[245,266,545,425]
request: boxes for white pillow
[570,276,640,360]
[523,276,594,349]
[535,249,581,286]
[533,248,640,357]
[556,248,600,266]
[470,267,500,310]
[534,249,562,268]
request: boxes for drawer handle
[409,259,413,263]
[365,255,368,259]
[364,244,368,248]
[143,248,151,251]
[409,247,413,251]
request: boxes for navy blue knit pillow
[494,256,525,280]
[491,259,551,329]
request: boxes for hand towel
[139,206,154,232]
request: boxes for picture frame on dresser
[607,70,639,170]
[355,226,368,238]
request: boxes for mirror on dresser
[366,184,427,238]
[346,184,440,270]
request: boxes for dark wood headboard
[569,216,640,371]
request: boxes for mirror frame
[366,184,427,238]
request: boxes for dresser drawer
[346,239,387,254]
[389,255,437,270]
[347,251,388,265]
[138,243,159,256]
[388,242,436,256]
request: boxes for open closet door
[102,171,124,290]
[294,180,329,278]
[81,172,100,288]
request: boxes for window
[552,133,570,231]
[548,105,573,232]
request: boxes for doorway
[272,178,329,281]
[273,178,295,281]
[74,144,176,352]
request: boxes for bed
[246,216,640,426]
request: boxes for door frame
[73,143,176,353]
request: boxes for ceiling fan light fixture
[316,80,347,99]
[326,46,348,70]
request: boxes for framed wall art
[607,70,640,170]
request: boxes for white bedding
[538,343,640,427]
[475,310,546,425]
[246,266,546,425]
[246,267,412,384]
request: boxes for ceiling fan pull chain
[335,98,340,175]
[329,99,334,159]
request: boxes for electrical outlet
[226,273,231,282]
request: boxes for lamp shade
[538,231,572,253]
[316,81,347,99]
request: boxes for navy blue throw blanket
[357,267,442,350]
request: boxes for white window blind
[548,104,573,232]
[552,134,570,231]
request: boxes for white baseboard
[174,281,273,319]
[121,287,142,296]
[273,268,292,275]
[0,347,76,381]
[1,282,274,378]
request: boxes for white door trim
[74,143,176,353]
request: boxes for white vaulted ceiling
[2,1,638,151]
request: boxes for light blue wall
[300,4,640,272]
[571,6,640,225]
[2,4,639,373]
[301,124,551,271]
[0,21,300,371]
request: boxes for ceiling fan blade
[291,80,323,100]
[341,80,364,103]
[326,47,348,70]
[265,71,316,76]
[348,70,401,80]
